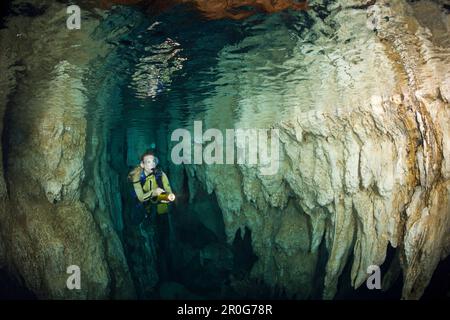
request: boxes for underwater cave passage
[1,0,449,301]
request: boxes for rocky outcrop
[0,0,448,300]
[96,0,309,20]
[178,0,450,299]
[0,0,135,298]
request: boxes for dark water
[0,268,36,300]
[83,3,318,299]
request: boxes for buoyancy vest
[140,168,164,195]
[132,167,170,215]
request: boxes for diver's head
[140,150,159,174]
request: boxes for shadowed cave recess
[0,0,449,300]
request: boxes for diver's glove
[152,187,165,197]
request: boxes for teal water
[3,0,447,300]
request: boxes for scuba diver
[128,149,175,214]
[128,149,175,281]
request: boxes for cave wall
[175,0,450,299]
[0,0,448,300]
[0,0,135,298]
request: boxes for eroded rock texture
[174,0,450,299]
[96,0,308,20]
[0,0,448,300]
[0,0,135,298]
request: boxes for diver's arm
[162,172,172,194]
[133,182,154,202]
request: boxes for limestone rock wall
[180,0,450,299]
[0,0,135,298]
[0,0,448,300]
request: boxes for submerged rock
[0,0,136,298]
[177,0,450,299]
[0,0,447,300]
